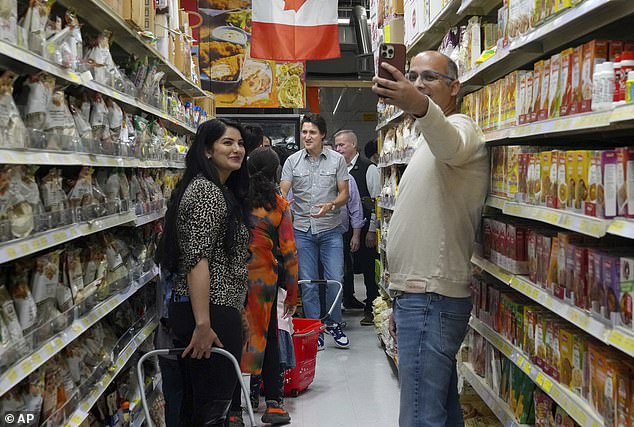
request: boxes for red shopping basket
[283,280,342,397]
[283,318,323,397]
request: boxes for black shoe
[360,312,374,326]
[343,297,365,310]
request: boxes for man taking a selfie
[372,51,489,427]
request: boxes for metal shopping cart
[283,279,342,397]
[136,347,256,427]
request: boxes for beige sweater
[386,99,489,298]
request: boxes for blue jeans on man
[393,292,472,427]
[293,227,343,325]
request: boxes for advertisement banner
[198,0,306,108]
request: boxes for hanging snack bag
[21,0,51,56]
[23,73,54,148]
[9,262,38,333]
[30,250,61,304]
[0,72,27,148]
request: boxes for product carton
[572,333,587,398]
[559,48,574,116]
[581,40,609,113]
[565,151,578,211]
[523,305,538,356]
[546,150,560,208]
[528,229,538,283]
[539,59,551,121]
[518,152,530,202]
[497,3,509,49]
[546,235,559,293]
[545,319,560,380]
[602,254,620,320]
[573,246,589,309]
[508,0,523,41]
[625,147,634,221]
[602,150,618,218]
[616,364,631,427]
[557,149,567,209]
[522,71,534,125]
[556,233,582,299]
[619,257,633,328]
[540,233,554,289]
[540,151,553,206]
[530,152,542,204]
[534,314,548,369]
[585,151,604,217]
[575,150,591,213]
[517,72,527,125]
[404,0,422,46]
[548,53,561,119]
[609,40,624,62]
[570,46,584,115]
[588,249,604,317]
[588,344,610,416]
[532,60,544,122]
[558,328,575,389]
[616,147,629,217]
[565,240,577,300]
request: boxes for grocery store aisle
[267,277,400,427]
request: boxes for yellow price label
[569,311,590,330]
[542,377,553,393]
[536,372,545,386]
[505,204,523,216]
[71,414,83,424]
[609,330,634,355]
[69,228,79,238]
[517,355,525,366]
[522,361,531,374]
[19,242,30,253]
[561,215,576,228]
[539,211,560,224]
[608,220,626,233]
[579,220,602,236]
[31,353,43,365]
[43,342,55,356]
[6,247,17,259]
[7,369,18,383]
[20,360,33,372]
[53,232,67,243]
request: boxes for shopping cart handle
[168,347,185,356]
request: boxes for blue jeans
[294,227,343,324]
[393,292,472,427]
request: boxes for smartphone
[378,43,406,80]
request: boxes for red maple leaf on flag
[283,0,307,12]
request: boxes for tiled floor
[252,276,401,427]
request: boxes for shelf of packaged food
[0,210,136,264]
[64,318,159,427]
[459,0,634,93]
[133,208,167,227]
[0,148,184,169]
[378,156,412,168]
[0,265,158,398]
[469,316,604,427]
[484,196,634,239]
[471,254,634,358]
[407,0,502,55]
[0,40,196,137]
[378,201,395,211]
[482,103,634,143]
[55,0,205,98]
[376,110,405,132]
[458,362,531,427]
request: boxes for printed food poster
[197,0,306,108]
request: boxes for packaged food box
[616,365,631,427]
[556,232,582,299]
[588,249,605,317]
[528,229,538,283]
[585,150,604,217]
[548,53,561,119]
[534,314,548,369]
[570,46,584,115]
[545,318,561,380]
[546,150,560,208]
[540,151,554,206]
[518,152,531,202]
[559,48,574,116]
[619,257,633,328]
[575,150,591,213]
[530,152,542,204]
[602,150,618,218]
[581,40,609,113]
[616,147,629,217]
[565,151,578,211]
[558,328,575,389]
[572,333,588,398]
[573,246,589,309]
[518,71,528,125]
[557,149,568,209]
[539,59,551,121]
[627,147,634,219]
[547,235,559,293]
[602,254,621,320]
[532,60,544,122]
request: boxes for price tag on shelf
[568,310,590,330]
[611,104,634,122]
[537,210,561,224]
[71,323,83,334]
[522,360,531,375]
[536,372,545,386]
[19,242,30,254]
[68,72,82,84]
[20,359,33,373]
[542,377,553,393]
[6,247,17,259]
[608,329,634,356]
[7,369,18,384]
[578,219,604,237]
[505,203,523,217]
[53,231,67,244]
[43,342,56,356]
[70,414,83,425]
[31,352,43,365]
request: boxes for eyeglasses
[405,70,455,83]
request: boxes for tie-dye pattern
[241,194,299,374]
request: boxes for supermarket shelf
[378,201,395,211]
[0,266,158,398]
[0,211,136,264]
[469,316,604,427]
[0,148,184,169]
[472,254,634,357]
[407,0,502,54]
[485,196,634,239]
[460,0,634,92]
[376,110,405,131]
[133,209,167,227]
[483,104,634,143]
[55,0,205,98]
[0,40,196,136]
[458,362,530,427]
[377,155,413,168]
[65,318,159,427]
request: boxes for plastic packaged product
[21,0,50,56]
[31,251,62,304]
[86,30,121,86]
[620,51,634,103]
[626,71,634,103]
[0,72,26,148]
[0,0,17,44]
[0,284,27,363]
[45,89,79,151]
[24,73,54,147]
[106,98,123,150]
[10,263,38,332]
[39,168,69,227]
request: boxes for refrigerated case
[217,114,301,152]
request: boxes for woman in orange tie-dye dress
[227,147,298,427]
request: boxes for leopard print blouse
[173,176,249,310]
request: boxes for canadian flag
[251,0,340,61]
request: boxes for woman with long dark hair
[156,118,250,427]
[227,147,298,426]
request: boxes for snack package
[0,72,26,148]
[90,94,114,155]
[63,247,84,301]
[5,165,45,239]
[21,0,51,56]
[10,262,38,332]
[23,73,54,142]
[39,168,69,227]
[0,0,17,44]
[105,98,123,147]
[0,283,27,363]
[85,30,121,86]
[68,166,95,212]
[30,250,61,304]
[45,89,79,151]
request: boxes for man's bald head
[413,51,459,81]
